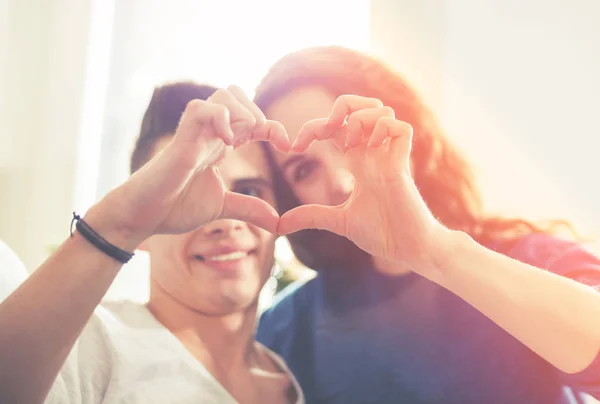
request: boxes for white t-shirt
[46,301,304,404]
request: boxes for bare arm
[0,208,136,403]
[434,230,600,376]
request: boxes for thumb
[278,204,346,236]
[220,192,279,233]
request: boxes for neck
[147,280,259,374]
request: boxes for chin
[207,285,260,314]
[288,229,372,271]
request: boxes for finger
[221,191,279,233]
[368,116,410,148]
[211,148,228,166]
[332,129,348,153]
[209,89,257,139]
[345,106,395,148]
[388,121,414,164]
[248,120,291,153]
[179,99,233,145]
[233,137,247,149]
[327,95,384,128]
[227,85,267,127]
[293,118,333,152]
[278,204,346,236]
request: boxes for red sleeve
[506,234,600,398]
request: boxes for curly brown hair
[254,46,573,268]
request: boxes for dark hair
[255,46,575,270]
[130,82,218,174]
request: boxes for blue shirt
[257,234,600,403]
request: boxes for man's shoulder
[68,300,168,367]
[99,300,160,328]
[47,304,141,404]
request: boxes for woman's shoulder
[257,275,319,346]
[266,274,319,314]
[493,233,600,279]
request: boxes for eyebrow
[279,155,305,173]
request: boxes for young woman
[255,46,600,404]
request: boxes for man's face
[145,137,277,315]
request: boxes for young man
[0,82,302,404]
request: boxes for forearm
[434,231,600,374]
[0,208,138,403]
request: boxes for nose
[325,163,355,206]
[202,219,246,237]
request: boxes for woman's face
[262,85,372,270]
[264,86,355,208]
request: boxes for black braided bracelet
[70,212,134,264]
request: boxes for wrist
[415,227,470,285]
[426,228,476,287]
[82,200,145,254]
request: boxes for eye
[292,160,319,183]
[235,184,264,199]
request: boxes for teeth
[205,251,248,261]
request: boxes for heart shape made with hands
[271,95,443,267]
[189,92,445,269]
[123,89,442,267]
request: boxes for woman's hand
[277,95,447,274]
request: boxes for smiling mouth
[194,250,256,262]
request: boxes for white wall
[0,0,96,270]
[369,0,446,111]
[370,0,600,234]
[441,0,600,231]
